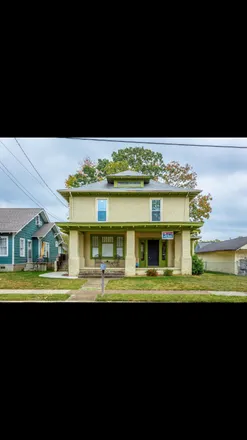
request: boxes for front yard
[0,272,86,290]
[106,273,247,293]
[97,294,247,302]
[0,294,70,301]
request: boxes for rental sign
[162,232,174,240]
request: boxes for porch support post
[125,230,136,276]
[181,230,192,275]
[174,232,181,269]
[69,230,80,277]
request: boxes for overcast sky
[0,137,246,241]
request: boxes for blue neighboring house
[0,208,64,272]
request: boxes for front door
[27,240,32,263]
[148,240,159,266]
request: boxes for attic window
[116,180,143,188]
[35,215,42,226]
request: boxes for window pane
[102,236,113,243]
[102,243,114,257]
[98,200,107,211]
[117,237,123,247]
[152,200,161,211]
[92,236,99,247]
[98,211,106,222]
[0,237,7,256]
[117,248,123,257]
[92,247,99,257]
[141,242,145,261]
[152,211,161,222]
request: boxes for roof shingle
[196,237,247,253]
[0,208,43,233]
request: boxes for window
[91,235,124,259]
[162,241,167,261]
[20,238,25,257]
[97,199,107,222]
[0,236,8,256]
[102,236,114,257]
[117,180,143,188]
[116,236,124,257]
[44,242,50,258]
[92,236,99,257]
[140,241,145,261]
[35,215,42,226]
[151,200,161,222]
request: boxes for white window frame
[35,215,42,226]
[150,198,163,222]
[96,198,109,223]
[44,242,50,258]
[0,236,8,257]
[20,238,25,257]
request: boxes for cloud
[0,137,247,240]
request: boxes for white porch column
[79,232,85,269]
[69,230,80,277]
[125,230,136,276]
[181,230,192,275]
[174,233,181,269]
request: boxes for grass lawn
[0,272,86,290]
[106,273,247,293]
[0,294,70,301]
[97,294,247,303]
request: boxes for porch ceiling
[56,221,203,234]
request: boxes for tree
[65,147,212,224]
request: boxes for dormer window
[35,215,42,226]
[116,180,143,188]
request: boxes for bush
[146,269,158,277]
[192,255,204,275]
[163,269,173,276]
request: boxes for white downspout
[12,233,15,270]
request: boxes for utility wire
[64,137,247,149]
[0,161,63,222]
[0,139,50,190]
[14,138,68,207]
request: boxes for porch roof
[56,221,203,234]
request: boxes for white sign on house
[162,232,174,240]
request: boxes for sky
[0,137,247,241]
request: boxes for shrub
[192,255,204,275]
[146,269,158,277]
[163,269,173,276]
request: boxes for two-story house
[0,208,64,272]
[57,171,203,277]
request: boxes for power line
[14,138,68,207]
[0,161,63,222]
[64,137,247,149]
[0,139,49,189]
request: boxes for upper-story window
[151,199,161,222]
[116,180,143,188]
[35,215,42,226]
[97,199,107,222]
[0,236,8,256]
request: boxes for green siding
[14,216,43,264]
[41,229,59,262]
[0,233,12,265]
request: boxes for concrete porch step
[79,270,125,279]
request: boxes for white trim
[27,239,32,263]
[20,238,25,257]
[0,235,9,257]
[150,198,163,222]
[96,198,109,222]
[12,233,15,265]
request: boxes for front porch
[67,225,197,277]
